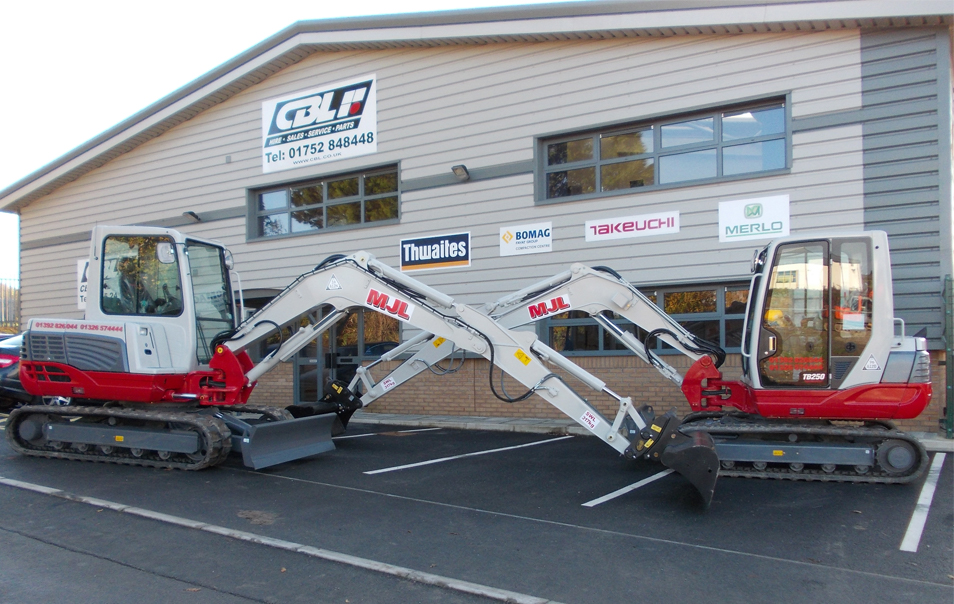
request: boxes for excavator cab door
[757,241,831,388]
[749,236,877,390]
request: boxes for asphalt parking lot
[0,415,951,604]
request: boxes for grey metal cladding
[64,334,129,372]
[861,28,946,344]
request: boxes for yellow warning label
[651,424,662,433]
[433,337,446,348]
[773,450,784,457]
[115,435,124,442]
[644,438,655,449]
[514,349,532,366]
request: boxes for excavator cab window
[831,240,873,359]
[101,235,183,316]
[186,240,234,364]
[758,242,830,387]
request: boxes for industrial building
[1,0,951,432]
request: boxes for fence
[0,278,19,334]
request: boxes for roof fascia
[295,0,954,42]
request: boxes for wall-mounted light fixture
[182,211,202,223]
[451,164,470,181]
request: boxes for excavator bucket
[233,413,338,470]
[287,379,363,436]
[630,409,719,507]
[660,429,720,508]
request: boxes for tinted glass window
[253,167,399,239]
[102,236,183,316]
[187,241,234,364]
[541,100,786,201]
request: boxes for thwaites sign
[261,74,377,173]
[718,195,790,242]
[400,232,470,272]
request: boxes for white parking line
[334,427,442,440]
[900,453,947,553]
[0,475,565,604]
[364,435,574,475]
[581,469,674,507]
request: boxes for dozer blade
[660,429,719,508]
[238,413,337,470]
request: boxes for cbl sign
[718,195,790,243]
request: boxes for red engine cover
[681,357,932,420]
[20,346,257,406]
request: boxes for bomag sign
[500,221,552,256]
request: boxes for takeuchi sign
[585,211,680,242]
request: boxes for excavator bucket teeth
[239,413,337,470]
[660,429,719,508]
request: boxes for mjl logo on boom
[526,295,571,320]
[365,289,415,321]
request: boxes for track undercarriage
[5,403,338,471]
[680,412,929,484]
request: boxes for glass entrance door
[295,308,332,403]
[294,308,400,403]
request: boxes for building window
[542,284,749,356]
[539,99,787,202]
[251,166,399,239]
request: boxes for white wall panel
[20,29,872,322]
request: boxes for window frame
[538,283,750,357]
[535,96,791,204]
[248,164,401,241]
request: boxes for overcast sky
[0,0,574,280]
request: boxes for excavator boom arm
[222,252,646,452]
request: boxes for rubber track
[233,405,294,422]
[679,415,929,484]
[5,405,232,470]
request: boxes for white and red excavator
[7,226,932,506]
